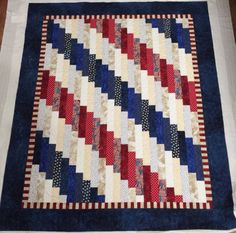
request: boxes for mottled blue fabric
[0,2,236,231]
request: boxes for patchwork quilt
[0,1,235,231]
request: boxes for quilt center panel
[22,14,212,209]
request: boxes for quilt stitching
[21,14,212,209]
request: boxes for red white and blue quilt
[0,2,235,231]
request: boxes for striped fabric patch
[22,14,212,209]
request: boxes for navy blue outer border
[0,2,236,231]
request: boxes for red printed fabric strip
[143,165,151,202]
[85,112,93,144]
[121,144,128,180]
[108,19,115,44]
[147,48,154,75]
[127,33,134,60]
[89,19,97,28]
[166,187,175,202]
[188,82,198,112]
[151,172,159,202]
[102,19,109,38]
[40,70,50,99]
[175,195,183,203]
[99,124,107,158]
[167,64,175,93]
[128,152,136,188]
[160,59,168,87]
[106,131,114,165]
[140,43,147,70]
[78,106,87,138]
[46,76,55,106]
[121,28,128,54]
[181,76,190,105]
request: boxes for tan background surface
[0,0,7,49]
[230,0,236,42]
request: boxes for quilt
[0,1,236,231]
